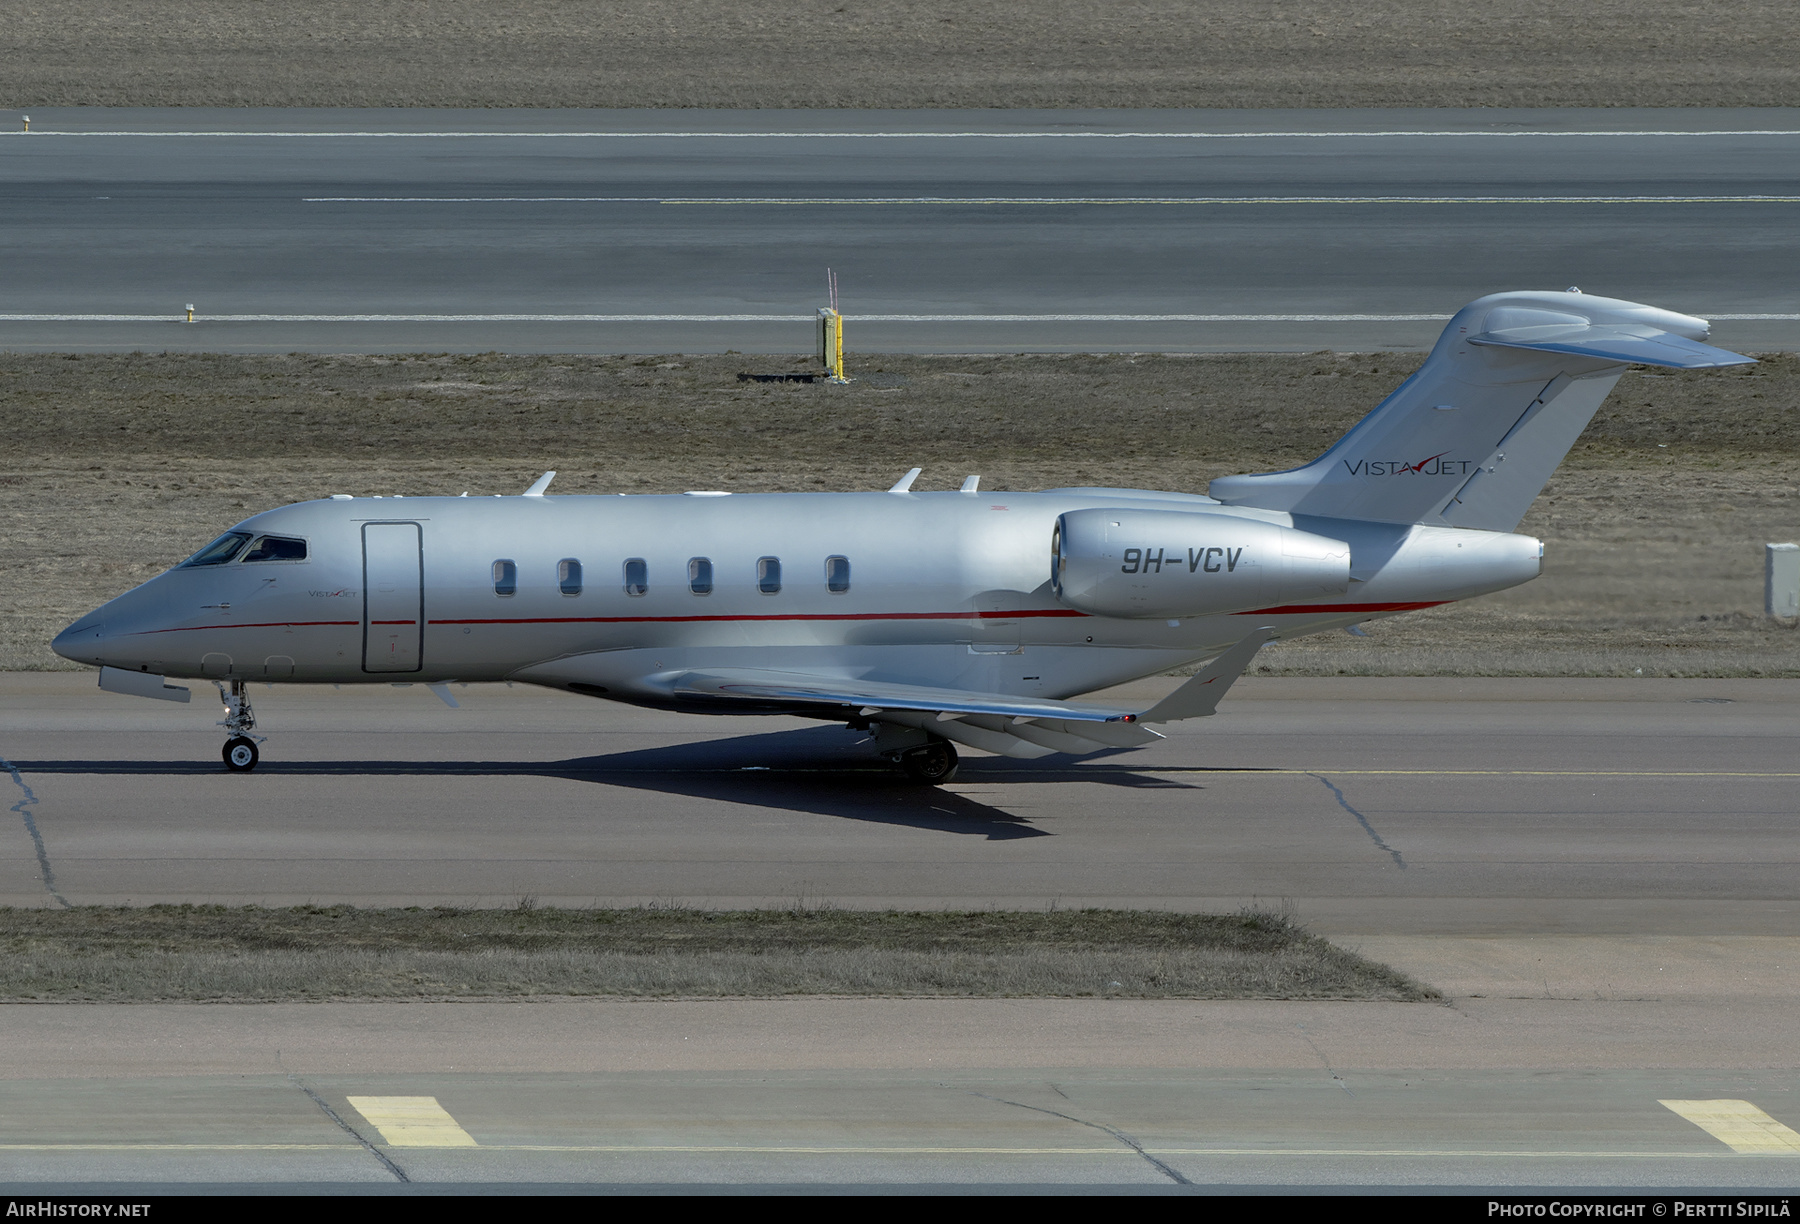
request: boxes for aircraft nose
[52,611,107,665]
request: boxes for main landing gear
[215,679,264,772]
[899,740,959,785]
[861,719,961,785]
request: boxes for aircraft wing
[671,668,1160,757]
[669,627,1272,759]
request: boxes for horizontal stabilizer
[1208,291,1756,532]
[1471,324,1753,370]
[1140,627,1274,724]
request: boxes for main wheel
[901,741,959,784]
[222,736,260,772]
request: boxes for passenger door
[362,522,423,673]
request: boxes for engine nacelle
[1052,508,1351,619]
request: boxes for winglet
[888,467,922,493]
[523,471,557,497]
[1139,627,1275,724]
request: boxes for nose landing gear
[223,736,259,771]
[215,679,265,772]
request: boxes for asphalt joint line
[289,1076,410,1183]
[969,1091,1190,1185]
[2,756,70,909]
[1308,772,1406,869]
[1295,1024,1356,1098]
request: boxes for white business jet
[54,291,1751,781]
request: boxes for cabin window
[825,555,850,593]
[688,557,713,595]
[181,531,252,567]
[757,557,782,595]
[558,558,583,596]
[623,558,648,596]
[492,559,517,596]
[242,535,307,563]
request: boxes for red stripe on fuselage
[428,609,1090,626]
[142,619,360,634]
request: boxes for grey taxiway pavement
[4,672,1796,928]
[2,674,1798,1188]
[1,107,1797,355]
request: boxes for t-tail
[1208,290,1753,530]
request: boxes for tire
[222,736,260,772]
[901,741,959,784]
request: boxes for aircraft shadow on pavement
[15,727,1206,843]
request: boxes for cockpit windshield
[180,531,253,567]
[243,536,307,563]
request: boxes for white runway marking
[9,129,1800,140]
[305,195,1800,206]
[14,318,1800,327]
[0,312,1438,323]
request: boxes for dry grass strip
[2,1,1796,109]
[0,905,1433,1003]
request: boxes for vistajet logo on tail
[1343,451,1472,478]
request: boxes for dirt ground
[4,350,1794,676]
[1,1,1795,110]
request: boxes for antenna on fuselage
[888,468,922,493]
[522,471,556,497]
[960,475,980,493]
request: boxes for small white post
[1767,543,1799,620]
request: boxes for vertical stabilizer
[1208,291,1752,530]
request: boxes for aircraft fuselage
[54,486,1539,711]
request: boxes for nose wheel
[223,736,260,772]
[214,679,266,772]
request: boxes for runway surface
[0,996,1797,1189]
[3,671,1798,1188]
[4,672,1796,928]
[2,107,1797,354]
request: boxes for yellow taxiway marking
[1660,1100,1800,1154]
[465,1146,1777,1158]
[345,1096,478,1148]
[0,1142,1772,1158]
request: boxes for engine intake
[1052,508,1351,618]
